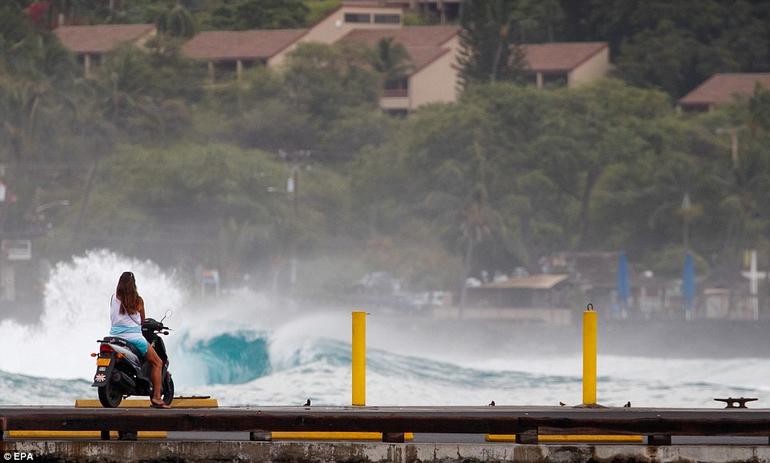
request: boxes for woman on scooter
[110,271,170,409]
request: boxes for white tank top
[110,294,142,328]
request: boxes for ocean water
[0,250,768,408]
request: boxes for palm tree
[418,137,497,313]
[371,38,414,94]
[45,0,84,27]
[458,186,492,310]
[156,4,197,39]
[0,81,42,162]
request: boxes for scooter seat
[102,336,144,359]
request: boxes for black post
[118,431,137,441]
[250,431,272,441]
[647,435,672,445]
[382,432,405,443]
[100,430,110,440]
[515,428,538,444]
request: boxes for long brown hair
[116,271,141,315]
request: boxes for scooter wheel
[98,382,123,408]
[161,373,174,405]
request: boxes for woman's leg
[144,345,164,402]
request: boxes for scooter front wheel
[161,373,174,405]
[98,381,123,408]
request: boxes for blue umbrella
[682,252,696,315]
[617,251,630,315]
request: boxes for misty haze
[1,0,769,411]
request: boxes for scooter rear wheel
[98,381,123,408]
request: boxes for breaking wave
[1,250,769,408]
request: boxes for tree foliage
[370,38,414,88]
[3,0,770,295]
[207,0,308,30]
[458,0,527,85]
[155,4,196,38]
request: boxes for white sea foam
[0,250,182,379]
[1,249,768,408]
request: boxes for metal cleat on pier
[714,397,758,408]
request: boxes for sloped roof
[343,32,607,75]
[341,26,458,73]
[341,0,403,8]
[342,25,459,47]
[54,24,155,54]
[522,42,608,73]
[181,29,308,61]
[679,73,770,107]
[344,0,460,5]
[401,46,451,72]
[476,274,569,290]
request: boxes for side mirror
[160,310,173,323]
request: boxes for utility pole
[716,126,755,318]
[715,127,744,170]
[681,192,691,252]
[279,149,311,297]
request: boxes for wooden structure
[458,274,573,324]
[2,406,770,445]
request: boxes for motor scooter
[92,312,174,408]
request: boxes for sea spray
[1,250,769,407]
[0,249,182,379]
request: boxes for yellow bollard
[276,311,375,440]
[582,304,597,406]
[489,306,641,441]
[352,311,366,406]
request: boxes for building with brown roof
[340,25,460,112]
[181,2,405,83]
[678,73,770,111]
[346,0,461,23]
[181,29,307,81]
[51,3,611,112]
[522,42,610,89]
[268,2,405,67]
[54,24,156,77]
[176,0,610,113]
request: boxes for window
[374,14,400,24]
[241,59,265,70]
[384,77,408,91]
[344,13,371,23]
[213,60,239,80]
[384,77,409,97]
[543,73,568,88]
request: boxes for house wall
[269,5,403,67]
[567,46,610,87]
[135,29,157,48]
[408,48,458,109]
[78,28,156,78]
[442,34,461,57]
[380,95,410,110]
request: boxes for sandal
[150,398,171,409]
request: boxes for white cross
[741,250,764,320]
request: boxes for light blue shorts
[110,326,148,355]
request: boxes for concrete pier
[2,441,770,463]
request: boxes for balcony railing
[383,88,408,98]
